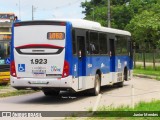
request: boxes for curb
[133,74,157,80]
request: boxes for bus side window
[0,45,4,58]
[116,36,128,55]
[86,31,90,55]
[72,29,77,55]
[99,33,108,54]
[77,36,85,57]
[90,32,99,54]
[7,45,10,56]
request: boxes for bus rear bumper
[10,76,73,89]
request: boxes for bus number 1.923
[30,59,47,64]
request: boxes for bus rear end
[11,21,71,94]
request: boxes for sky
[0,0,90,20]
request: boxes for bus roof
[49,19,131,36]
[66,19,131,36]
[17,19,131,36]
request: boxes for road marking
[92,94,102,114]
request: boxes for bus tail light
[11,61,17,77]
[62,60,70,78]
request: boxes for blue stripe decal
[72,56,110,77]
[10,22,15,62]
[65,22,73,75]
[72,55,132,77]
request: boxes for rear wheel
[42,89,60,96]
[91,74,100,96]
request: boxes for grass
[0,86,35,98]
[0,85,10,89]
[86,100,160,120]
[135,65,160,71]
[133,65,160,80]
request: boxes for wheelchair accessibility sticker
[5,58,10,64]
[18,64,25,72]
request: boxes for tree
[81,0,130,28]
[126,5,160,47]
[81,0,159,29]
[126,3,160,69]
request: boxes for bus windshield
[0,33,10,65]
[0,13,15,22]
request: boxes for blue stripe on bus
[72,56,110,77]
[72,55,131,77]
[65,22,73,75]
[10,22,15,62]
[115,56,130,72]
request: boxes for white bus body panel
[11,76,73,88]
[13,25,66,78]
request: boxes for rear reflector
[62,60,70,78]
[11,61,17,77]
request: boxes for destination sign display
[47,32,65,40]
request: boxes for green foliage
[0,85,9,89]
[91,100,160,119]
[111,4,134,29]
[98,100,160,111]
[0,90,37,98]
[134,66,160,80]
[81,0,160,48]
[81,0,131,28]
[126,3,160,48]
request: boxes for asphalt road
[0,76,160,120]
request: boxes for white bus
[11,19,133,96]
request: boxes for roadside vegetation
[0,90,37,98]
[0,84,10,89]
[86,100,160,120]
[134,65,160,80]
[0,85,38,98]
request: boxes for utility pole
[91,8,94,21]
[107,0,111,27]
[32,5,36,20]
[32,5,34,20]
[19,0,21,20]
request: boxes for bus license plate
[33,73,46,78]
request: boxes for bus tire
[91,74,100,96]
[42,89,60,96]
[116,81,124,87]
[124,67,128,81]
